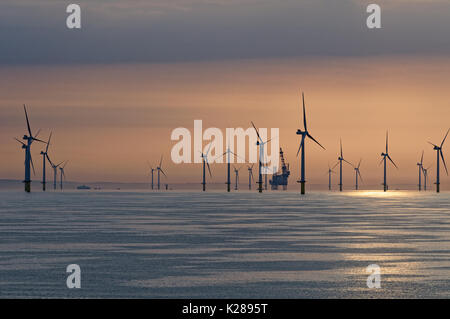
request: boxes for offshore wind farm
[1,0,450,301]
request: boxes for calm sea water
[0,190,449,298]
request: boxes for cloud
[0,0,449,65]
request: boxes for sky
[1,0,450,189]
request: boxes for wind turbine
[327,162,338,191]
[200,144,213,191]
[15,105,46,192]
[156,156,167,190]
[147,161,155,190]
[233,166,242,190]
[40,132,52,191]
[47,156,63,190]
[380,132,398,192]
[59,161,68,190]
[422,165,431,191]
[295,92,325,195]
[354,159,363,190]
[247,164,255,190]
[429,128,449,193]
[251,121,273,193]
[337,139,353,192]
[417,151,424,191]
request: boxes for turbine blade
[30,154,35,176]
[358,170,363,182]
[23,104,32,136]
[159,155,163,168]
[386,131,389,153]
[14,137,25,146]
[206,142,213,156]
[46,154,54,167]
[379,157,384,166]
[428,141,438,148]
[307,133,325,150]
[340,139,343,157]
[440,150,448,175]
[420,150,424,165]
[441,128,450,148]
[302,92,307,131]
[45,132,52,153]
[251,121,262,142]
[160,169,167,177]
[357,159,362,169]
[62,160,69,169]
[32,137,47,144]
[332,161,339,169]
[343,159,353,167]
[207,161,212,178]
[296,138,304,157]
[387,155,398,169]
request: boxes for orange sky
[1,55,449,189]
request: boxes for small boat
[77,185,91,190]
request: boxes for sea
[0,190,449,298]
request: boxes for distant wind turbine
[15,105,46,192]
[296,92,325,195]
[156,156,167,190]
[428,128,449,193]
[354,159,363,190]
[380,132,398,192]
[422,165,431,191]
[247,164,255,190]
[59,161,68,190]
[337,139,353,192]
[251,121,273,193]
[201,144,213,191]
[417,151,424,191]
[327,162,338,191]
[40,132,52,191]
[147,161,155,190]
[233,166,241,190]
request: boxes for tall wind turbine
[233,166,241,190]
[201,144,213,191]
[380,132,398,192]
[147,161,155,190]
[422,165,431,191]
[247,164,255,190]
[429,128,449,193]
[417,151,424,191]
[327,162,338,191]
[156,156,167,190]
[40,132,52,191]
[251,121,273,193]
[59,161,68,190]
[354,159,363,190]
[337,139,353,192]
[295,92,325,195]
[16,105,46,192]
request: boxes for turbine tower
[156,156,167,190]
[233,166,241,191]
[40,132,52,191]
[428,128,449,193]
[295,92,325,195]
[337,139,353,192]
[200,144,213,191]
[380,132,398,192]
[247,164,255,190]
[59,161,68,190]
[251,121,272,193]
[417,151,424,191]
[327,162,338,191]
[15,105,46,192]
[354,159,363,190]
